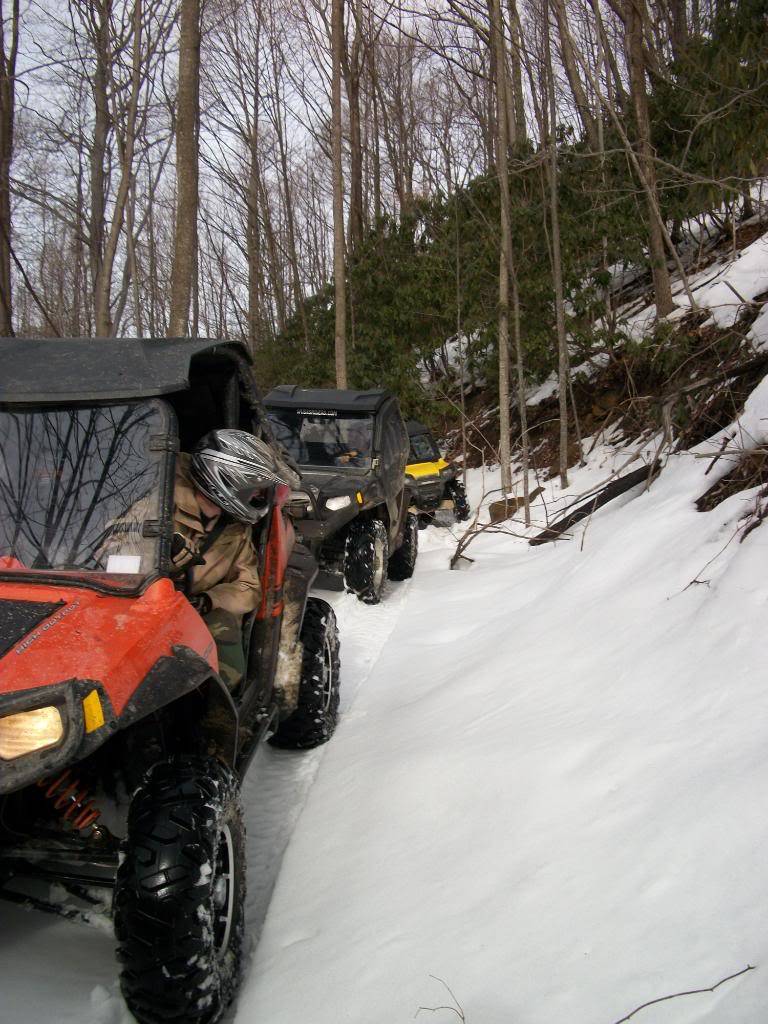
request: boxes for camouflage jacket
[172,454,262,616]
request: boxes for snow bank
[239,387,768,1023]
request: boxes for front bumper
[410,477,452,513]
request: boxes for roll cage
[0,339,281,596]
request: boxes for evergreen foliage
[257,1,768,427]
[258,151,644,422]
[653,0,768,217]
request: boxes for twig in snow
[703,434,734,475]
[416,975,466,1021]
[723,279,754,309]
[608,964,755,1024]
[679,524,739,593]
[739,484,768,543]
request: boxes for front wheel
[271,598,341,749]
[114,756,245,1024]
[387,512,419,580]
[343,518,389,604]
[450,479,471,522]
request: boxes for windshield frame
[0,398,177,596]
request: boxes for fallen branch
[450,513,539,569]
[608,964,755,1024]
[530,460,661,546]
[702,433,734,474]
[416,976,466,1021]
[666,352,768,405]
[723,279,754,308]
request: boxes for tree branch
[609,964,756,1024]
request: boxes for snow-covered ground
[233,414,768,1024]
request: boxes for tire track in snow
[231,578,412,1017]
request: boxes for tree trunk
[341,4,364,251]
[0,0,18,335]
[669,0,687,62]
[168,0,200,337]
[512,272,530,524]
[590,0,612,326]
[268,28,308,346]
[247,135,265,351]
[90,0,110,336]
[507,0,527,144]
[543,0,571,488]
[345,65,364,250]
[95,0,144,338]
[331,0,347,387]
[367,6,382,224]
[552,0,598,150]
[625,0,674,316]
[258,173,286,336]
[490,0,512,495]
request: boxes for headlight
[326,494,352,511]
[0,706,64,760]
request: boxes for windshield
[409,433,440,462]
[0,401,170,585]
[268,410,374,469]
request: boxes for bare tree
[0,0,18,334]
[624,0,674,317]
[489,0,512,494]
[168,0,200,337]
[332,0,347,387]
[542,0,571,487]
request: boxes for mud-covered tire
[343,518,389,604]
[114,756,245,1024]
[450,479,471,522]
[387,512,419,581]
[270,598,341,749]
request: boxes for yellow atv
[405,420,470,526]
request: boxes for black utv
[264,386,418,604]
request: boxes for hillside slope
[238,396,768,1023]
[236,232,768,1023]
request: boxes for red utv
[0,338,340,1024]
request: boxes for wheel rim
[212,823,235,958]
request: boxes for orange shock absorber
[37,770,101,830]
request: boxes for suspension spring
[37,770,101,831]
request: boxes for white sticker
[106,554,142,574]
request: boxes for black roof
[406,419,431,437]
[264,385,391,414]
[0,338,252,403]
